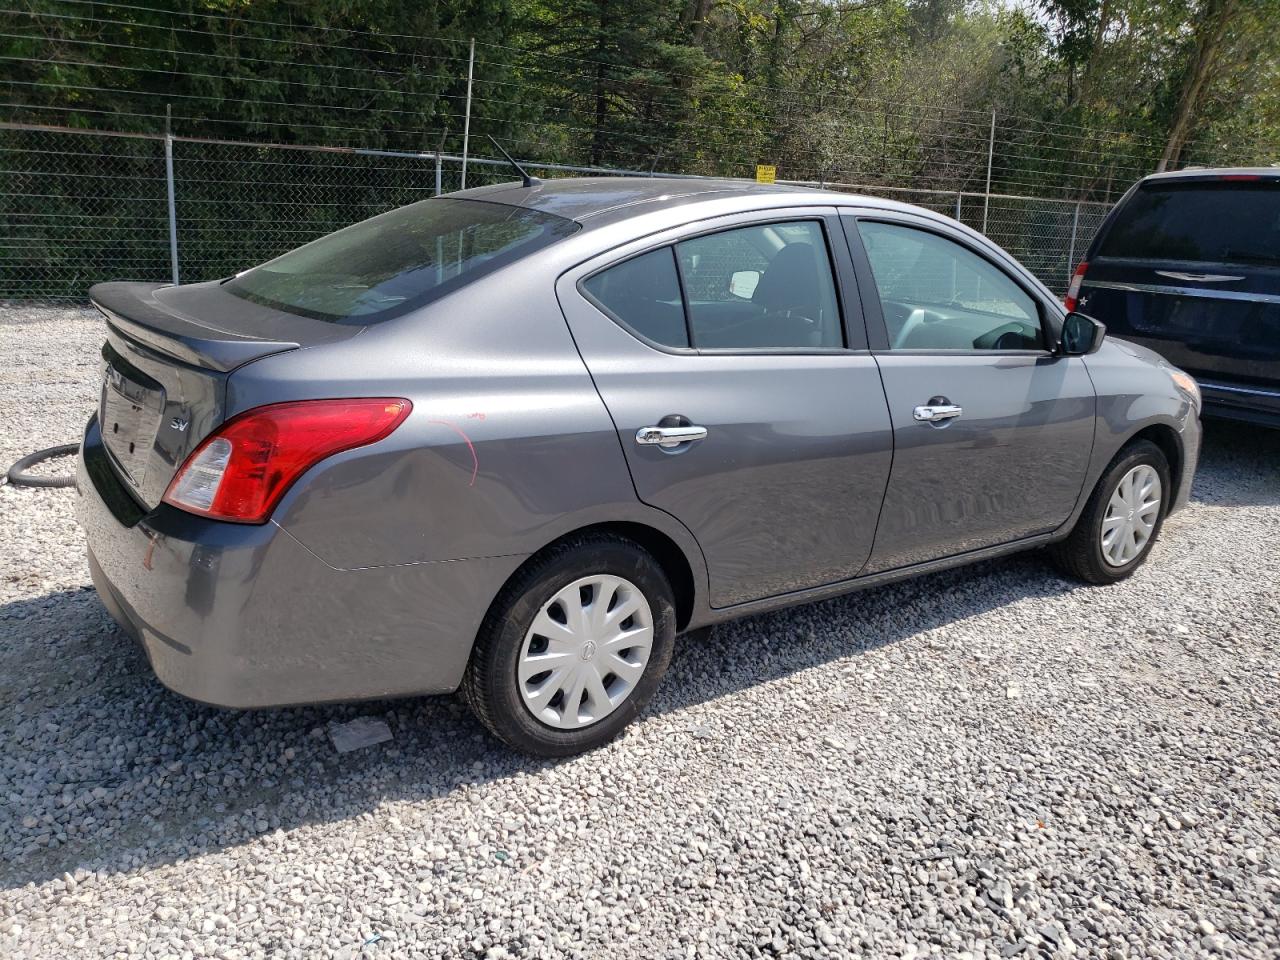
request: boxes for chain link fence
[1,122,1112,301]
[815,183,1111,288]
[0,125,171,301]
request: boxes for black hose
[7,443,78,488]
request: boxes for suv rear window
[1097,180,1280,266]
[226,198,579,322]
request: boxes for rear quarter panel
[226,256,707,593]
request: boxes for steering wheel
[991,330,1024,351]
[893,308,928,349]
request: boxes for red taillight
[163,398,412,523]
[1064,261,1088,312]
[1218,174,1262,181]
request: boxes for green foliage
[4,0,1280,295]
[4,0,1277,188]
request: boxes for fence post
[164,104,180,286]
[460,37,475,190]
[435,152,443,196]
[954,193,962,221]
[1067,201,1081,276]
[982,108,995,235]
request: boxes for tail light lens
[1064,261,1088,312]
[163,398,412,523]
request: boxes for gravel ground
[1,305,1278,960]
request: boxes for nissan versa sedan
[77,178,1202,756]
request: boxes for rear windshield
[1097,180,1280,266]
[226,198,579,322]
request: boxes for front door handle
[636,425,708,448]
[913,403,963,423]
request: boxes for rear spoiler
[89,281,299,372]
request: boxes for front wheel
[1050,439,1171,585]
[461,534,676,757]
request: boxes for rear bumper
[76,414,524,708]
[1198,380,1280,428]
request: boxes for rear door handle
[636,425,708,448]
[913,404,963,423]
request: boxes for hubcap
[517,575,654,730]
[1101,464,1162,567]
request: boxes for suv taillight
[163,398,412,523]
[1064,261,1088,312]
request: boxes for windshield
[1098,181,1280,267]
[226,198,580,322]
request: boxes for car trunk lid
[90,280,361,510]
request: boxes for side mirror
[1059,311,1106,356]
[729,270,761,299]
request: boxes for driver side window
[857,221,1043,351]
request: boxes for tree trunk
[1157,0,1237,171]
[680,0,715,43]
[592,58,608,166]
[1072,0,1112,109]
[591,3,610,167]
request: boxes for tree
[519,0,716,167]
[1157,0,1238,169]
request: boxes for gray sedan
[76,178,1202,756]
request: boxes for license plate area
[100,347,165,488]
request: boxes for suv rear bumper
[1198,379,1280,428]
[76,414,524,708]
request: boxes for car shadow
[0,550,1075,890]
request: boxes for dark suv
[1067,168,1280,426]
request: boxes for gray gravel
[2,304,1279,960]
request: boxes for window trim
[841,211,1059,356]
[575,212,867,356]
[667,238,698,349]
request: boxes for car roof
[1140,166,1280,184]
[453,176,919,227]
[450,175,1059,305]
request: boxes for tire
[1050,439,1171,585]
[461,533,677,757]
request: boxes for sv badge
[170,417,189,433]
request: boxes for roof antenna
[487,135,540,188]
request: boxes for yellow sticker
[755,164,776,184]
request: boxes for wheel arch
[484,520,702,635]
[1127,422,1184,509]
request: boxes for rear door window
[581,248,688,348]
[1098,181,1280,266]
[226,197,579,323]
[674,221,844,349]
[582,219,846,351]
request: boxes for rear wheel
[462,534,676,757]
[1050,439,1171,584]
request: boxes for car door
[841,210,1096,574]
[557,207,894,608]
